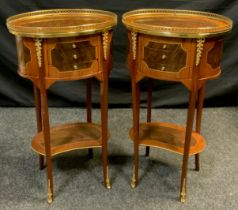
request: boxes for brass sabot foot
[105,165,111,189]
[47,194,53,204]
[47,179,53,204]
[131,177,137,189]
[180,178,186,203]
[106,182,111,189]
[106,178,111,189]
[131,166,137,188]
[180,193,186,203]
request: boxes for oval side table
[123,9,232,202]
[7,9,117,203]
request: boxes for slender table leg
[33,39,53,203]
[36,38,53,203]
[40,87,53,203]
[180,87,198,203]
[100,77,111,189]
[86,78,93,159]
[145,78,152,157]
[33,85,44,170]
[195,83,206,171]
[131,80,140,188]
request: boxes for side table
[123,9,232,202]
[7,9,117,203]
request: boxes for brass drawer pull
[163,44,167,49]
[161,66,165,71]
[73,64,78,70]
[162,54,167,60]
[72,43,77,49]
[73,54,78,59]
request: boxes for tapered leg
[180,88,198,203]
[86,78,93,159]
[40,88,53,203]
[131,81,140,188]
[35,38,53,203]
[194,83,206,171]
[145,78,152,157]
[34,85,44,170]
[100,78,110,189]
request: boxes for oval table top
[122,9,232,38]
[7,9,117,38]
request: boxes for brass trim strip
[196,38,205,66]
[35,38,42,68]
[131,32,137,60]
[7,9,117,38]
[122,9,233,38]
[102,31,109,60]
[31,145,102,157]
[138,143,206,156]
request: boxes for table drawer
[143,42,186,72]
[47,35,100,79]
[139,36,192,80]
[51,40,97,72]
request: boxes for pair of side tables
[6,9,232,203]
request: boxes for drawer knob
[72,43,77,49]
[163,44,167,49]
[161,66,165,71]
[73,64,78,70]
[162,54,167,60]
[73,54,78,59]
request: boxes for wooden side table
[7,9,117,203]
[123,9,232,202]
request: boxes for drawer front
[47,35,100,79]
[51,40,96,72]
[139,36,192,80]
[143,41,187,72]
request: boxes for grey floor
[0,107,237,210]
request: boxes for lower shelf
[129,122,206,155]
[32,122,107,156]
